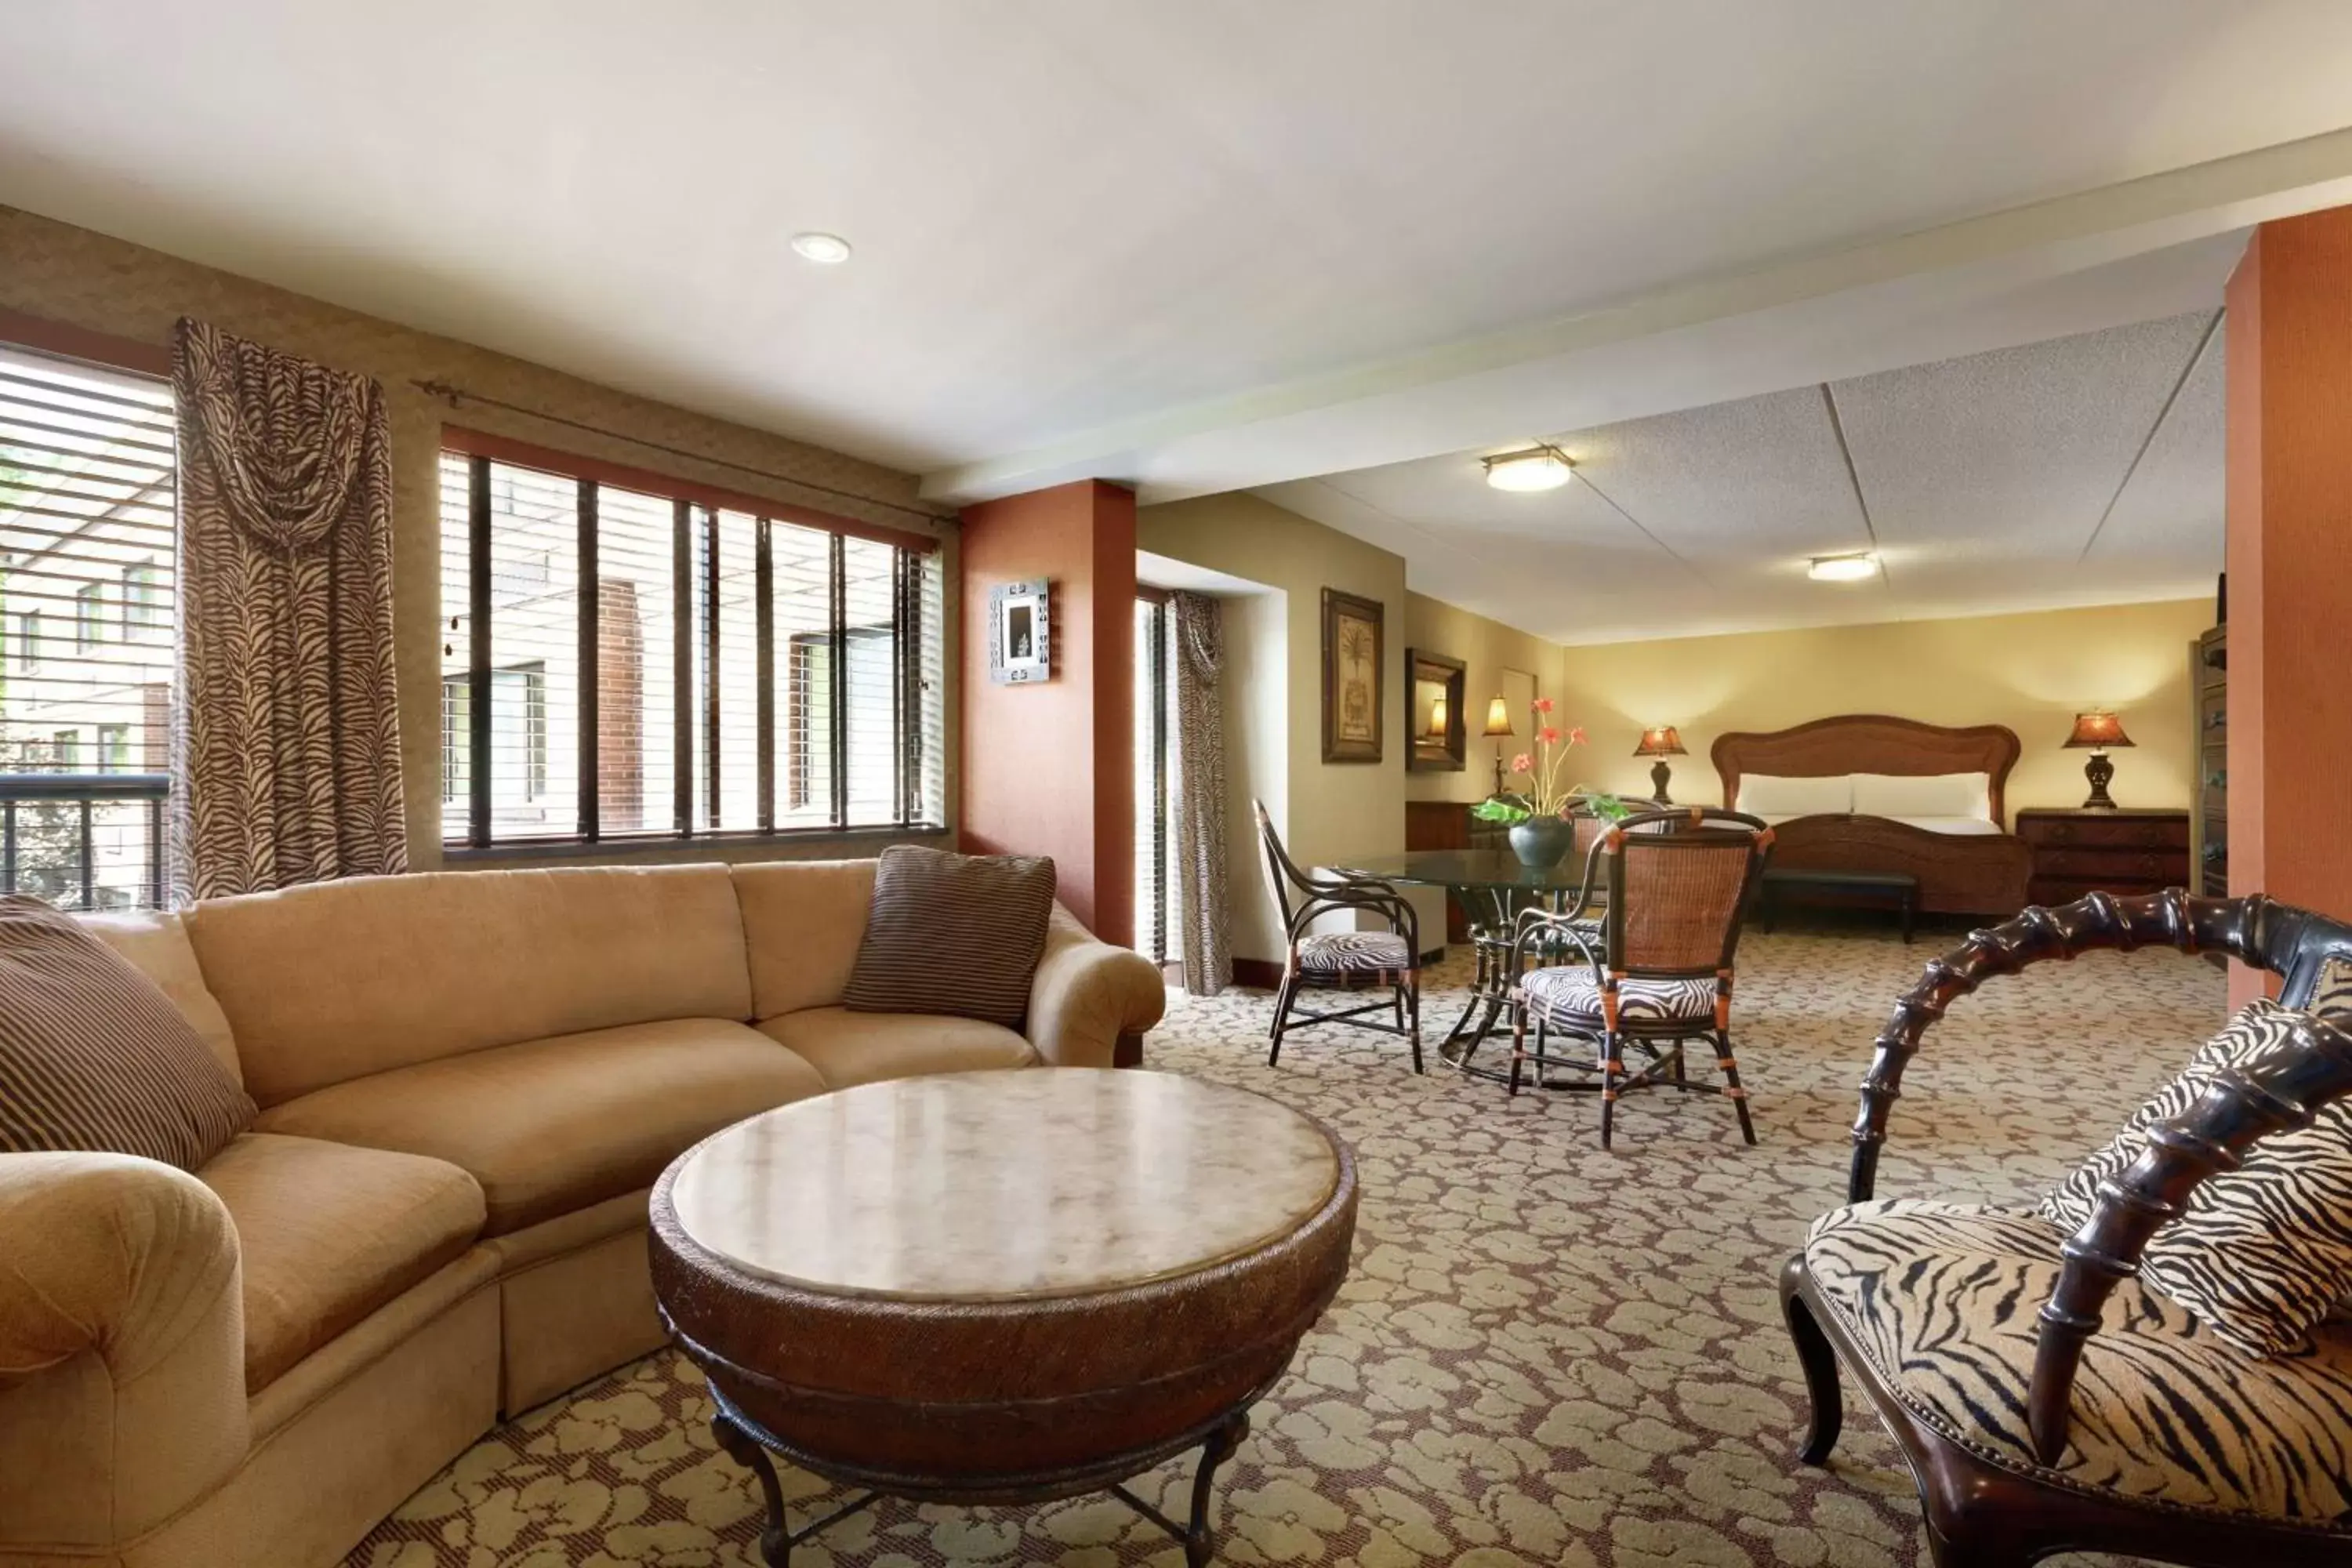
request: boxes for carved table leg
[713,1411,793,1567]
[1183,1410,1250,1567]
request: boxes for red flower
[1533,696,1555,715]
[1567,725,1588,746]
[1509,752,1533,775]
[1539,726,1562,746]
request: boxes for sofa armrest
[1025,905,1167,1069]
[0,1152,249,1550]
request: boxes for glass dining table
[1334,848,1602,1080]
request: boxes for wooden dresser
[2015,808,2193,905]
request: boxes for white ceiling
[1262,308,2227,644]
[0,2,2341,641]
[3,1,2352,506]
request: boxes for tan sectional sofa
[0,860,1164,1568]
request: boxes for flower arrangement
[1471,699,1635,824]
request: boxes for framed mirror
[1406,648,1467,772]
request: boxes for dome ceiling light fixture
[1481,444,1573,492]
[791,231,853,265]
[1807,552,1879,583]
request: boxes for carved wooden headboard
[1709,714,2023,826]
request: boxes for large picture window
[438,433,945,850]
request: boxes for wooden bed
[1710,714,2033,916]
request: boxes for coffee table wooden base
[706,1381,1254,1567]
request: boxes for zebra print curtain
[1171,591,1232,995]
[170,319,405,899]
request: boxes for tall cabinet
[2190,624,2227,898]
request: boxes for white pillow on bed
[1735,773,1854,816]
[1850,771,1991,820]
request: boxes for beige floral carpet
[348,924,2224,1568]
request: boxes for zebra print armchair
[1782,891,2352,1568]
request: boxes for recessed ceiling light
[791,232,852,265]
[1483,445,1573,492]
[1808,552,1878,583]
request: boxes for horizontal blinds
[0,343,176,909]
[441,451,945,848]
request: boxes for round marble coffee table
[648,1069,1357,1566]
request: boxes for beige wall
[0,204,957,870]
[1138,492,1409,880]
[1552,598,2212,816]
[1401,590,1560,804]
[1218,587,1290,962]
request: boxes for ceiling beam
[920,124,2352,506]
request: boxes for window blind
[0,343,176,909]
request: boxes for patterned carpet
[347,923,2225,1568]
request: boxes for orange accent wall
[2224,209,2352,1004]
[959,481,1137,945]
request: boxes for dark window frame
[440,437,944,855]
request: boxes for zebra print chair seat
[1784,892,2352,1568]
[1519,967,1715,1024]
[1294,930,1414,979]
[1805,1198,2352,1523]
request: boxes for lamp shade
[2064,711,2133,750]
[1481,696,1515,738]
[1633,724,1686,758]
[1425,694,1448,737]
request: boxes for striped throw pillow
[843,846,1057,1030]
[2044,998,2352,1356]
[0,896,255,1171]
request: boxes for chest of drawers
[2014,808,2192,906]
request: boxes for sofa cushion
[0,897,256,1171]
[757,1007,1037,1089]
[82,910,241,1083]
[844,844,1056,1029]
[184,865,754,1106]
[198,1132,484,1392]
[252,1018,826,1235]
[732,858,878,1019]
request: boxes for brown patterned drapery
[170,319,405,899]
[1171,591,1232,995]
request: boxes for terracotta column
[2224,206,2352,1004]
[959,480,1137,945]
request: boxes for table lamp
[2065,711,2132,810]
[1634,725,1686,804]
[1482,695,1515,796]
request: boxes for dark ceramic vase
[1508,815,1575,869]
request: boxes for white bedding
[1739,770,2000,834]
[1747,812,2000,834]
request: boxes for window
[438,436,945,849]
[0,339,176,910]
[76,582,105,650]
[122,563,167,641]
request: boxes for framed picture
[987,579,1051,684]
[1406,648,1466,772]
[1320,588,1385,764]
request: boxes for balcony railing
[0,772,169,911]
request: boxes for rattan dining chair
[1254,800,1424,1073]
[1505,807,1773,1147]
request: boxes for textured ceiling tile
[2086,318,2223,579]
[1832,311,2213,564]
[1545,386,1868,564]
